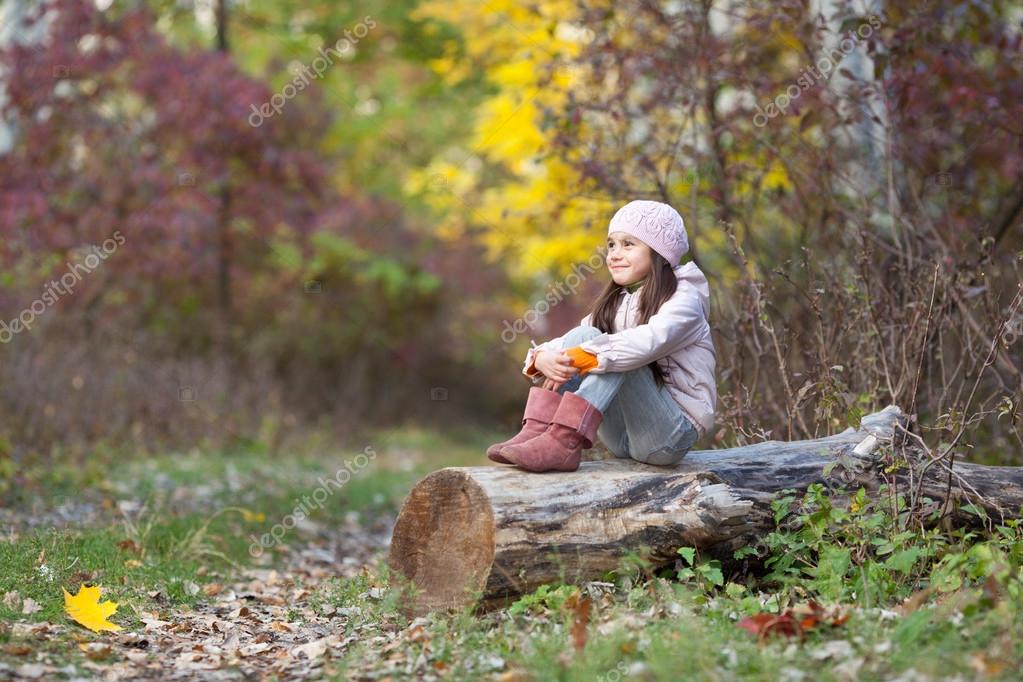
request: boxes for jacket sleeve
[521,313,593,381]
[575,290,706,373]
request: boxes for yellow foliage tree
[407,0,619,281]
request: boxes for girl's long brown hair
[587,249,678,389]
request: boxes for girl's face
[606,231,653,286]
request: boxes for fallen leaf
[16,663,49,679]
[68,570,96,585]
[63,584,122,633]
[11,623,49,637]
[971,653,1007,676]
[736,600,848,643]
[79,642,112,660]
[737,612,802,641]
[809,639,854,660]
[117,632,149,649]
[117,539,140,553]
[2,591,20,609]
[239,642,271,656]
[894,586,935,615]
[292,637,329,660]
[563,593,591,652]
[496,671,533,682]
[141,615,172,631]
[257,594,285,605]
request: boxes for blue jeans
[552,325,700,466]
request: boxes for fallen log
[387,405,1023,614]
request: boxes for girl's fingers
[540,374,564,391]
[538,354,577,383]
[554,356,579,375]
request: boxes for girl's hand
[542,376,565,392]
[534,349,579,384]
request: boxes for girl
[487,199,716,473]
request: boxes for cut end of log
[387,469,496,613]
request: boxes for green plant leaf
[885,548,922,573]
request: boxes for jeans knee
[563,325,602,344]
[631,427,697,466]
[632,446,690,466]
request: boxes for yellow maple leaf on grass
[63,584,122,633]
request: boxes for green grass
[4,426,1023,680]
[319,574,1022,681]
[0,421,496,668]
[1,524,215,628]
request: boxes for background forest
[1,0,1021,465]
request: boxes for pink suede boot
[486,387,564,464]
[499,391,603,473]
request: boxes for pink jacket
[523,262,717,439]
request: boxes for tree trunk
[387,405,1022,614]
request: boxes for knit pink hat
[608,200,689,266]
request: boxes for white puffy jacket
[522,262,717,439]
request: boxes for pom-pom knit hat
[608,200,689,266]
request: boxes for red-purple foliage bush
[0,0,513,460]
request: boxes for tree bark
[387,405,1023,614]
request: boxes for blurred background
[3,4,1023,678]
[1,0,1022,471]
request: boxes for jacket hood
[676,262,710,318]
[675,262,709,298]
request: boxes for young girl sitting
[487,199,717,473]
